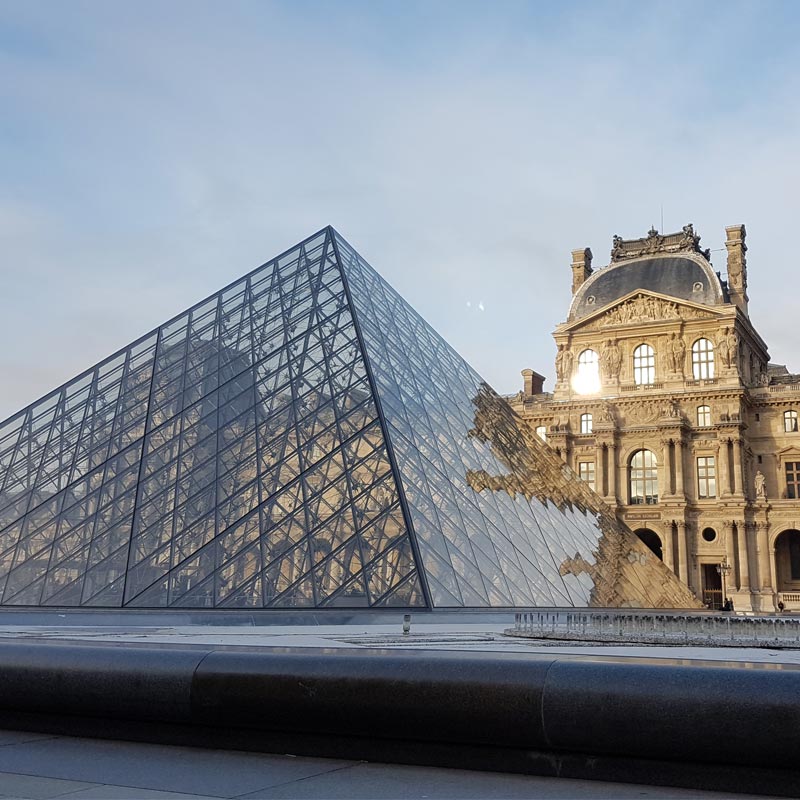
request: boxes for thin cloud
[1,1,800,419]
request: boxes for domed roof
[568,226,726,321]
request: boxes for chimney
[725,224,748,315]
[521,369,545,397]
[571,248,593,295]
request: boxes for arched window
[633,344,655,385]
[697,405,711,427]
[785,410,798,433]
[572,349,600,395]
[580,413,593,434]
[535,425,547,442]
[692,338,715,380]
[629,449,658,505]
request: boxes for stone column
[722,519,736,593]
[756,522,772,591]
[745,522,760,591]
[718,437,730,496]
[735,521,750,592]
[661,438,672,497]
[768,542,778,598]
[608,443,619,505]
[676,520,689,589]
[596,443,607,499]
[732,438,744,496]
[674,439,685,499]
[662,524,675,573]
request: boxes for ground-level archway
[634,528,663,560]
[774,530,800,592]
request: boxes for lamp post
[717,557,733,609]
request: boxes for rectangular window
[786,462,800,500]
[697,456,716,499]
[578,461,596,491]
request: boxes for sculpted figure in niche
[600,339,622,380]
[671,333,686,374]
[666,334,677,372]
[717,328,731,368]
[555,345,574,382]
[726,328,738,368]
[754,469,767,500]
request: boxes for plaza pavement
[0,729,775,799]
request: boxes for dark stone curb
[0,642,797,796]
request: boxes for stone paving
[0,730,775,799]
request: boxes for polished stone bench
[0,642,798,796]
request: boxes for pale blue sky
[2,1,800,420]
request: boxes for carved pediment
[565,290,723,333]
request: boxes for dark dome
[570,254,725,320]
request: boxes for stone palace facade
[510,224,800,613]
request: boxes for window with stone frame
[633,344,656,385]
[697,405,711,427]
[578,461,596,491]
[785,410,799,433]
[629,449,658,505]
[573,349,600,394]
[692,338,715,380]
[580,413,593,434]
[697,456,717,499]
[535,425,547,442]
[786,461,800,499]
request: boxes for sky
[2,0,800,422]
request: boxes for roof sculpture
[0,228,698,608]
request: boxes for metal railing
[509,610,800,646]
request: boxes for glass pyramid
[0,227,697,609]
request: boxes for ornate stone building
[511,224,800,613]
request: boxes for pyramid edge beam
[329,231,434,610]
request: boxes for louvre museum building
[512,224,800,613]
[0,221,794,613]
